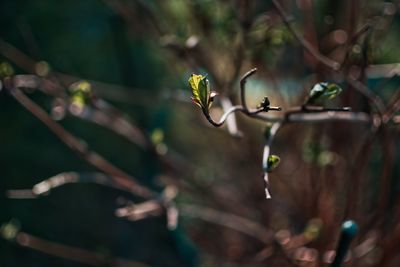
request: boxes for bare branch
[8,231,148,267]
[204,105,245,127]
[6,172,137,198]
[383,89,400,123]
[4,82,154,199]
[271,0,341,71]
[117,202,274,244]
[240,68,257,113]
[345,76,386,115]
[180,204,273,244]
[219,96,243,137]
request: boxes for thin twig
[239,68,281,114]
[6,172,136,198]
[345,76,385,116]
[204,105,247,127]
[219,96,243,137]
[196,67,282,129]
[204,104,371,127]
[383,89,400,123]
[262,122,282,199]
[180,204,274,244]
[11,232,148,267]
[240,68,257,113]
[118,202,274,244]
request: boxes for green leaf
[188,74,216,112]
[264,155,280,172]
[305,82,342,105]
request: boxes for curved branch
[219,96,243,137]
[203,105,246,127]
[200,67,282,129]
[240,68,258,113]
[203,105,279,128]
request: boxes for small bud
[0,61,14,78]
[264,155,281,172]
[259,96,270,110]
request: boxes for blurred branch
[117,202,274,245]
[9,74,200,190]
[3,81,154,199]
[269,2,385,117]
[345,77,385,115]
[6,172,137,198]
[262,122,282,199]
[2,230,148,267]
[0,37,37,73]
[6,74,252,216]
[271,0,341,70]
[116,185,179,230]
[383,89,400,123]
[180,204,273,244]
[0,38,180,105]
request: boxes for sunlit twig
[6,172,136,198]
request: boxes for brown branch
[284,110,370,123]
[12,75,196,179]
[0,37,37,73]
[12,232,148,267]
[72,100,150,150]
[4,82,154,199]
[240,68,257,113]
[383,89,400,123]
[345,72,386,116]
[6,172,137,198]
[117,202,274,244]
[180,204,273,244]
[201,67,282,128]
[269,2,385,116]
[204,105,247,127]
[271,0,341,71]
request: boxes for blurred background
[1,0,400,266]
